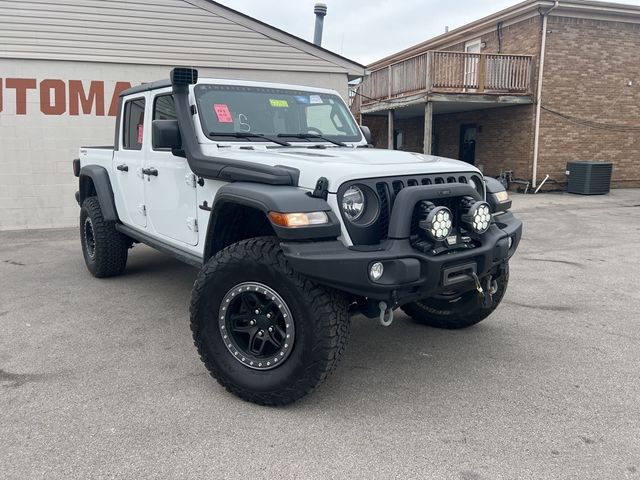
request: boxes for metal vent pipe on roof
[313,3,327,46]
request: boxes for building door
[144,93,199,245]
[464,38,482,90]
[459,124,477,165]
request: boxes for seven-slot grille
[338,172,484,245]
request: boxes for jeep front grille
[337,172,484,245]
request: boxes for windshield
[194,84,362,144]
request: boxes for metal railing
[359,50,533,103]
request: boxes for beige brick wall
[362,115,388,149]
[364,105,535,182]
[538,16,640,187]
[433,105,535,179]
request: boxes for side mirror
[152,119,181,149]
[360,125,372,145]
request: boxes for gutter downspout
[532,0,559,188]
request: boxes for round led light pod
[467,201,492,234]
[425,206,453,242]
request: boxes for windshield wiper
[209,131,291,147]
[277,133,347,147]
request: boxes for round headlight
[426,206,453,241]
[467,201,492,233]
[342,186,366,221]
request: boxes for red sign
[214,104,233,123]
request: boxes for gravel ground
[1,189,639,479]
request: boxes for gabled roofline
[183,0,366,79]
[368,0,640,70]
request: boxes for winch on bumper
[280,184,522,306]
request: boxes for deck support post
[423,101,433,155]
[387,109,394,150]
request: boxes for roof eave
[188,0,366,77]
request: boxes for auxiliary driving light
[369,262,384,281]
[419,205,453,242]
[463,201,492,234]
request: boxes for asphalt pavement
[1,190,639,479]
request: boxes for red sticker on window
[137,124,144,144]
[214,104,233,123]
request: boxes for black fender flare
[203,182,342,260]
[78,165,119,221]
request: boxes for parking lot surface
[1,190,639,479]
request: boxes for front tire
[402,265,509,329]
[190,237,350,406]
[80,196,129,278]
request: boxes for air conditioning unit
[566,161,613,195]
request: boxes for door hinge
[138,204,147,216]
[185,172,197,188]
[187,217,198,232]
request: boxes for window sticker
[309,95,323,104]
[214,104,233,123]
[269,99,289,108]
[294,95,310,104]
[137,124,144,144]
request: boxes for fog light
[463,201,492,234]
[369,262,384,281]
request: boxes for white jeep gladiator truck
[73,68,521,405]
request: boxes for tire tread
[190,237,350,406]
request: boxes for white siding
[0,0,361,74]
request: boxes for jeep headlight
[342,186,366,221]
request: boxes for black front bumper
[281,211,522,305]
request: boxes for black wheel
[80,196,129,278]
[402,265,509,329]
[190,237,350,406]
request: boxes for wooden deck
[353,50,534,115]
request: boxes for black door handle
[142,167,158,176]
[116,164,128,172]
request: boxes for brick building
[352,0,640,189]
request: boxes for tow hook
[488,276,498,295]
[471,272,495,309]
[379,301,394,327]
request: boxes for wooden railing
[359,50,533,104]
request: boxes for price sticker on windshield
[269,99,289,108]
[309,95,323,104]
[214,104,233,123]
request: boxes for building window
[123,98,145,150]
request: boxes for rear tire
[80,196,129,278]
[190,237,350,406]
[402,265,509,329]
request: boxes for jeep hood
[201,145,482,192]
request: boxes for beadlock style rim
[83,217,96,259]
[218,282,295,371]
